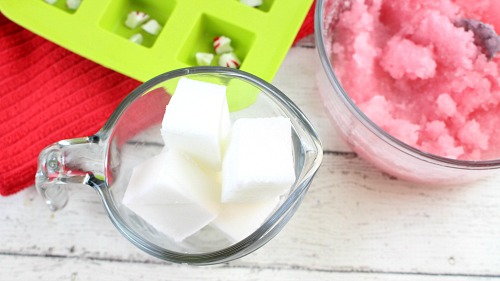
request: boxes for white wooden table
[2,40,500,280]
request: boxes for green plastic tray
[0,0,312,83]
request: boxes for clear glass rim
[94,66,323,264]
[314,0,500,169]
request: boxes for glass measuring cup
[35,67,323,265]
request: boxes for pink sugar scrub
[330,0,500,160]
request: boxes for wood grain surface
[2,42,500,280]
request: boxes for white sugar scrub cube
[124,203,217,243]
[129,33,143,44]
[66,0,81,10]
[196,52,214,66]
[240,0,263,7]
[213,36,234,54]
[221,117,296,203]
[141,19,162,35]
[211,197,279,242]
[122,149,220,242]
[218,52,241,69]
[161,77,231,169]
[125,11,150,29]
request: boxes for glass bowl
[35,67,323,265]
[315,0,500,184]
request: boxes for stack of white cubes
[122,78,296,243]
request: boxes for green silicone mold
[0,0,313,83]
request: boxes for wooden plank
[1,254,499,281]
[246,154,500,275]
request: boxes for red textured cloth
[0,4,315,196]
[293,0,316,45]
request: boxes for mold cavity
[43,0,82,14]
[177,14,255,67]
[237,0,275,12]
[99,0,176,48]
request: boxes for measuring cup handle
[35,136,104,211]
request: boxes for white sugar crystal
[240,0,263,7]
[129,33,143,44]
[218,52,241,69]
[66,0,81,10]
[211,197,279,242]
[141,19,162,35]
[221,117,295,203]
[213,36,234,54]
[44,0,57,4]
[195,52,214,66]
[125,11,150,29]
[123,149,220,242]
[161,78,231,169]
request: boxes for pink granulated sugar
[331,0,500,160]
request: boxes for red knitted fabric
[0,15,141,196]
[0,4,315,196]
[293,0,316,45]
